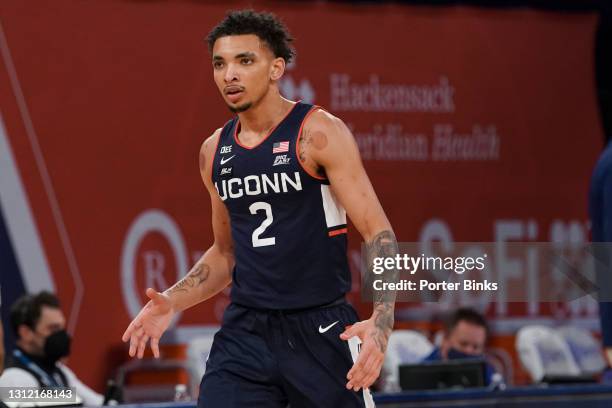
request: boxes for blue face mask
[447,348,481,360]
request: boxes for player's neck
[237,92,295,137]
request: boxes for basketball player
[122,10,398,407]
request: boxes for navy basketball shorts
[198,301,375,407]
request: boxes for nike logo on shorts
[318,321,339,333]
[220,155,236,165]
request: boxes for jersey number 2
[249,202,275,247]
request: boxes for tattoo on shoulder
[367,230,399,352]
[298,128,311,164]
[298,128,327,178]
[168,263,210,294]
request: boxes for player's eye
[213,61,224,70]
[241,58,253,65]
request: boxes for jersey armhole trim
[209,127,223,185]
[296,106,327,182]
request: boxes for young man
[122,10,397,407]
[423,308,498,386]
[589,138,612,373]
[0,292,103,406]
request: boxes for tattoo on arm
[298,128,309,164]
[167,263,211,294]
[298,127,327,178]
[367,230,399,352]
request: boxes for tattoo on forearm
[168,263,210,294]
[367,230,399,352]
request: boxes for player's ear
[270,57,285,81]
[18,324,34,341]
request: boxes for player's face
[443,321,486,356]
[212,34,280,113]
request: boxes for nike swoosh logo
[220,155,236,165]
[318,321,339,334]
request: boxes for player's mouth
[224,86,245,103]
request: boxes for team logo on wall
[121,210,188,323]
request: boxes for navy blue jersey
[211,102,351,310]
[589,141,612,347]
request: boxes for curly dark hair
[10,291,61,338]
[207,9,295,63]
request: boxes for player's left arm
[302,109,399,392]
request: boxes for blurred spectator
[1,314,4,375]
[0,292,103,406]
[1,300,5,408]
[1,287,4,375]
[589,139,612,376]
[423,308,498,386]
[0,324,4,408]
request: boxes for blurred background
[1,0,611,405]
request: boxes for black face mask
[43,330,71,363]
[447,347,481,360]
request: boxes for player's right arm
[163,129,235,310]
[122,129,235,359]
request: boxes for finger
[347,344,370,380]
[122,328,132,343]
[340,324,357,340]
[347,340,378,383]
[353,351,379,390]
[363,367,381,390]
[356,354,382,390]
[150,337,160,359]
[363,359,383,389]
[129,334,138,357]
[350,352,377,391]
[347,353,369,389]
[122,320,138,342]
[146,288,165,305]
[128,327,144,357]
[137,334,150,359]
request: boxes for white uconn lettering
[215,172,302,201]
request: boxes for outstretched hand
[122,288,175,359]
[340,317,390,391]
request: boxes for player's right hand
[121,288,175,359]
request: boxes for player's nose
[224,64,239,83]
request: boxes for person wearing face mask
[0,292,103,406]
[422,307,500,387]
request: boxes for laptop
[399,359,486,391]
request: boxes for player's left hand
[340,317,390,391]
